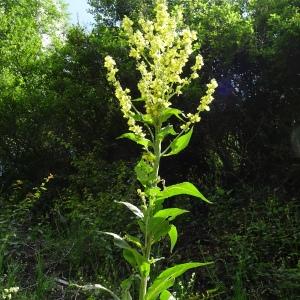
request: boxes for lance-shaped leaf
[132,112,154,125]
[123,249,136,269]
[157,182,211,204]
[148,217,171,243]
[145,262,212,300]
[149,209,187,243]
[160,290,175,300]
[101,232,131,250]
[168,225,178,253]
[158,125,177,141]
[153,208,189,221]
[118,133,151,148]
[123,248,150,277]
[124,234,142,249]
[164,128,193,156]
[161,108,183,123]
[116,201,144,219]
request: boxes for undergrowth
[0,172,299,299]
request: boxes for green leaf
[158,125,177,141]
[168,225,177,253]
[148,209,187,244]
[142,114,154,125]
[121,291,132,300]
[164,128,193,156]
[146,262,212,300]
[123,249,136,268]
[147,277,175,300]
[123,248,150,277]
[118,133,151,148]
[159,262,211,280]
[154,208,189,221]
[116,201,144,219]
[160,290,175,300]
[161,108,183,123]
[135,159,154,187]
[132,113,154,125]
[121,275,137,300]
[121,276,133,290]
[124,234,142,248]
[157,182,211,204]
[148,217,171,242]
[102,232,131,249]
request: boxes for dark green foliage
[0,161,137,299]
[192,188,300,299]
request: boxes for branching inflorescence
[103,0,218,299]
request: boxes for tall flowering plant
[103,1,217,299]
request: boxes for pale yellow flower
[104,56,146,139]
[104,0,217,135]
[181,78,218,130]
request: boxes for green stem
[139,122,162,300]
[152,123,162,182]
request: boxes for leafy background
[0,0,299,299]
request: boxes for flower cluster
[137,188,147,205]
[104,56,145,139]
[121,0,207,120]
[2,287,19,300]
[181,79,218,131]
[104,0,217,135]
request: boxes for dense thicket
[0,0,299,299]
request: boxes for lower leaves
[100,1,218,298]
[145,262,213,300]
[101,201,212,299]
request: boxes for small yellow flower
[104,0,217,135]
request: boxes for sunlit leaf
[123,248,150,277]
[124,234,142,248]
[123,249,136,269]
[168,225,177,253]
[149,209,186,244]
[161,108,183,123]
[116,201,144,219]
[118,132,151,148]
[101,232,131,249]
[157,182,211,204]
[148,217,171,242]
[146,262,212,300]
[164,128,193,156]
[160,290,175,300]
[158,125,177,141]
[154,208,189,221]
